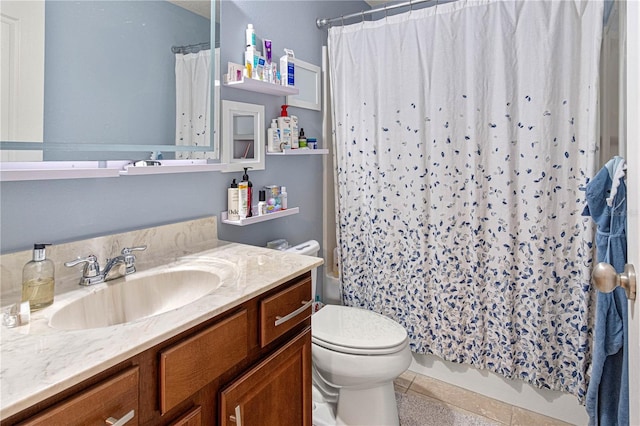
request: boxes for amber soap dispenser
[22,243,55,311]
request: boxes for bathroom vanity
[0,217,321,425]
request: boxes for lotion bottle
[238,181,248,219]
[267,119,281,152]
[246,24,256,47]
[227,179,240,221]
[258,190,267,216]
[22,243,55,311]
[290,115,299,149]
[277,105,291,150]
[280,186,288,210]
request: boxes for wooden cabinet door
[220,328,311,426]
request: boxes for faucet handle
[121,245,147,274]
[65,255,102,285]
[121,245,147,255]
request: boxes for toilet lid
[312,305,408,354]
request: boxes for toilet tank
[285,240,320,297]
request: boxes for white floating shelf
[267,149,328,156]
[0,160,226,181]
[119,160,225,175]
[221,207,299,226]
[0,161,121,181]
[223,74,299,96]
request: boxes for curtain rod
[171,42,210,54]
[316,0,436,28]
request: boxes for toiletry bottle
[238,181,248,219]
[268,119,281,152]
[242,167,253,217]
[246,24,256,47]
[277,105,291,150]
[258,190,267,216]
[280,186,288,210]
[290,115,299,149]
[22,243,55,311]
[298,128,307,148]
[245,46,257,79]
[227,179,240,221]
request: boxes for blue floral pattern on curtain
[328,0,603,400]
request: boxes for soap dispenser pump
[22,243,55,311]
[242,167,253,218]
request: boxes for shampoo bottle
[242,167,253,218]
[227,179,240,221]
[22,243,55,311]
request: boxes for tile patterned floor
[394,371,575,426]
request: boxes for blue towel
[582,156,628,426]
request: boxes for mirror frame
[221,100,265,173]
[286,58,321,111]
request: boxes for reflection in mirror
[0,0,220,163]
[221,100,265,172]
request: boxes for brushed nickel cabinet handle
[275,300,313,326]
[229,405,242,425]
[105,409,134,426]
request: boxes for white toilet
[285,241,412,426]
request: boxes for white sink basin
[49,267,228,330]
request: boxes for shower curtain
[328,0,602,400]
[175,50,212,159]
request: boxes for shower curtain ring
[361,10,365,23]
[409,0,413,12]
[341,15,344,26]
[384,4,388,19]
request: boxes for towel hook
[592,262,637,300]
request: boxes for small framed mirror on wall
[221,100,264,172]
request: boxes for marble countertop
[0,240,323,419]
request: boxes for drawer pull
[229,405,242,425]
[105,409,134,426]
[275,300,312,326]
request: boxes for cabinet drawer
[159,309,248,414]
[19,367,139,426]
[260,277,312,347]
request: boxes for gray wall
[0,1,368,279]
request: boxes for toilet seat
[312,305,409,355]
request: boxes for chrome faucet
[65,246,147,286]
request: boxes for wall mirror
[221,100,265,172]
[0,0,220,164]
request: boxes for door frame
[626,2,639,425]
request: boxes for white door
[0,0,44,161]
[626,2,639,425]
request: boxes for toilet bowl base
[335,382,399,426]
